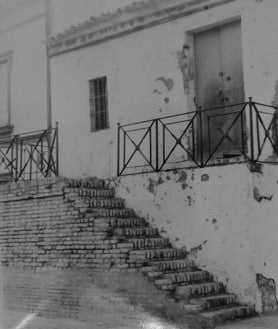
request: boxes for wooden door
[194,21,245,160]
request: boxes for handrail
[117,99,278,176]
[0,123,59,182]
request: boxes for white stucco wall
[0,1,47,134]
[111,163,278,312]
[49,0,278,312]
[51,0,278,179]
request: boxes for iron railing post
[274,109,278,155]
[155,119,159,171]
[55,122,59,176]
[199,107,204,167]
[11,137,14,181]
[249,97,255,161]
[117,122,120,176]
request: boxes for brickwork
[0,177,256,328]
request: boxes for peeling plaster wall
[111,163,278,312]
[51,0,278,178]
[50,1,278,312]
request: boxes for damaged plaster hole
[256,274,278,312]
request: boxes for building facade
[0,0,278,315]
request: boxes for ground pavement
[2,309,278,329]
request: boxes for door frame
[184,16,245,164]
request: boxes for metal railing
[117,98,278,176]
[0,123,59,182]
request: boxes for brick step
[85,217,147,228]
[142,267,202,281]
[128,237,170,249]
[65,187,115,198]
[109,217,148,228]
[66,179,106,189]
[114,227,159,237]
[155,270,212,286]
[79,187,114,198]
[87,208,135,217]
[175,282,225,300]
[149,259,196,271]
[82,198,125,209]
[200,305,256,328]
[189,293,238,311]
[129,248,184,261]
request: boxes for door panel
[194,21,245,160]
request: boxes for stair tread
[163,270,209,278]
[130,247,180,254]
[200,305,253,317]
[115,227,157,234]
[190,293,236,302]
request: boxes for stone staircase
[64,177,256,328]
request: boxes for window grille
[89,77,109,132]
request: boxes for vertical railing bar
[149,125,152,167]
[15,137,19,180]
[199,107,204,167]
[41,134,44,172]
[241,110,245,155]
[163,123,165,163]
[11,138,14,181]
[155,119,159,171]
[208,116,211,158]
[117,123,120,176]
[274,110,278,155]
[29,145,33,180]
[55,123,59,176]
[249,97,255,161]
[20,140,23,174]
[256,108,261,158]
[192,117,195,161]
[123,130,126,168]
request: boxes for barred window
[89,77,109,132]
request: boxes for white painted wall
[51,0,278,178]
[0,1,47,134]
[112,163,278,312]
[49,0,278,312]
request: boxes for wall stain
[157,176,164,185]
[153,89,162,95]
[181,183,187,190]
[177,171,187,183]
[155,77,174,92]
[253,187,273,203]
[201,174,209,182]
[177,45,195,95]
[148,178,155,194]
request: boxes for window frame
[89,76,109,132]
